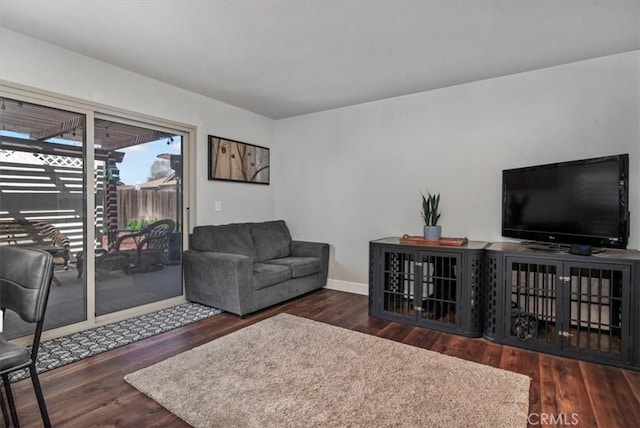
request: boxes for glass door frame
[1,81,196,342]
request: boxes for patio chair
[0,220,71,270]
[112,219,175,273]
[77,219,176,278]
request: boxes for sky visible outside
[117,137,181,186]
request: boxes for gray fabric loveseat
[183,220,329,316]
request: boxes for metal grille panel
[484,255,499,338]
[419,254,457,325]
[382,251,415,317]
[468,254,483,333]
[568,267,623,354]
[510,262,558,344]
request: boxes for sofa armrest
[183,250,253,315]
[290,240,330,282]
[290,240,327,257]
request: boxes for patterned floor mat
[9,302,221,382]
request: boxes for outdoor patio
[1,97,185,341]
[3,262,183,340]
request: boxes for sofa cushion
[252,263,292,290]
[191,224,257,261]
[249,220,291,262]
[265,257,321,278]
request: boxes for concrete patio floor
[3,262,183,339]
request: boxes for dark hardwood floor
[9,289,640,427]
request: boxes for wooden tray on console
[400,234,468,247]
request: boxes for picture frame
[208,135,270,185]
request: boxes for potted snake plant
[421,192,442,240]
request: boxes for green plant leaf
[420,191,441,226]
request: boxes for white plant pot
[423,225,442,241]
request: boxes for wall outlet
[214,201,222,212]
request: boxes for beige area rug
[125,314,530,427]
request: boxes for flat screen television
[502,154,629,249]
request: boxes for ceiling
[0,1,638,119]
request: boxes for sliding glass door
[1,93,187,340]
[92,117,183,315]
[0,98,88,339]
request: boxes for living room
[1,1,639,426]
[2,16,637,294]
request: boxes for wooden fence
[117,187,177,229]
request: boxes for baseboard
[324,278,368,296]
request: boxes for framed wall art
[208,135,270,185]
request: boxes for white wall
[0,28,276,227]
[275,51,640,285]
[2,28,637,288]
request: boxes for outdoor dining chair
[112,219,175,273]
[76,219,175,279]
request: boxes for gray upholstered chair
[0,246,54,427]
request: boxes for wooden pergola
[0,97,175,250]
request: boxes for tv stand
[369,237,489,337]
[485,242,640,371]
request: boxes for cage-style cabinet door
[416,252,460,327]
[379,250,417,319]
[485,242,639,370]
[563,263,630,362]
[369,238,488,337]
[503,257,632,365]
[505,258,562,353]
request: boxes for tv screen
[502,154,629,249]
